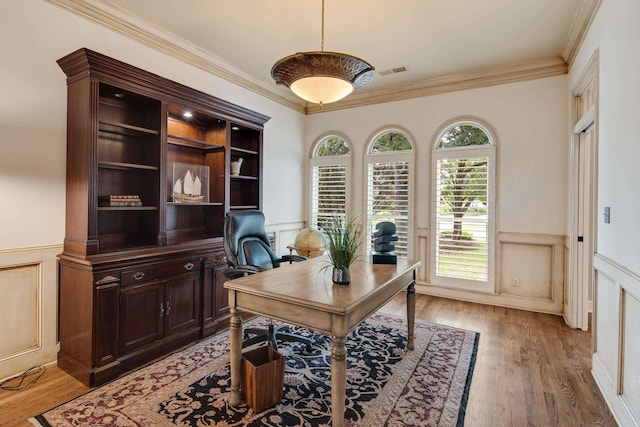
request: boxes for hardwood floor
[382,295,617,427]
[0,294,617,426]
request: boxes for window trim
[430,119,496,293]
[364,128,415,259]
[309,134,353,229]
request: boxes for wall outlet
[513,277,520,287]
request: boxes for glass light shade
[290,76,354,104]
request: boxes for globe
[293,228,325,258]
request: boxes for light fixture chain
[321,0,325,52]
[270,0,374,105]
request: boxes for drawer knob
[133,271,145,280]
[184,262,195,271]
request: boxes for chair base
[242,322,313,354]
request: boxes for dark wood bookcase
[57,48,269,386]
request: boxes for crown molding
[305,57,568,114]
[48,0,574,116]
[45,0,306,113]
[562,0,602,69]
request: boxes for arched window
[310,135,351,230]
[366,129,414,258]
[431,120,496,292]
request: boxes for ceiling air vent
[379,66,408,76]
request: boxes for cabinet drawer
[121,259,201,286]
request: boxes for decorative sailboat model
[173,167,206,203]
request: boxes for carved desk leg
[331,334,347,427]
[229,306,243,406]
[407,276,416,351]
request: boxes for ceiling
[51,0,599,114]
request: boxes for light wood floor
[0,294,617,426]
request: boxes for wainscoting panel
[593,265,619,386]
[622,290,640,423]
[0,263,39,357]
[416,227,429,283]
[0,245,61,381]
[500,242,552,299]
[592,254,640,427]
[416,232,565,314]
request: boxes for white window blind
[312,164,347,230]
[434,156,489,281]
[367,161,409,257]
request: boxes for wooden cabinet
[119,261,201,354]
[56,48,269,386]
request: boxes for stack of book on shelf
[99,195,142,207]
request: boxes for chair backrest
[224,210,280,270]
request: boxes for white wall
[570,0,640,425]
[0,0,585,383]
[304,77,569,235]
[304,76,569,312]
[571,0,640,272]
[0,0,306,380]
[0,0,306,252]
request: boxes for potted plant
[321,216,363,285]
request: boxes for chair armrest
[224,265,266,279]
[280,254,307,263]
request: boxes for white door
[575,124,595,330]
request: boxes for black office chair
[224,210,313,352]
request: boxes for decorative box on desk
[170,162,209,203]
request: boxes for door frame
[566,50,599,331]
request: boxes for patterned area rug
[32,313,478,427]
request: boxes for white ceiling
[56,0,595,112]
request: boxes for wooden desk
[224,256,420,427]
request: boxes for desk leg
[407,279,416,351]
[331,334,347,427]
[229,307,243,406]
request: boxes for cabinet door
[202,258,216,330]
[95,280,119,366]
[119,281,165,354]
[214,261,230,319]
[165,271,201,336]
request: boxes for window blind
[311,164,347,230]
[367,161,409,257]
[434,157,489,281]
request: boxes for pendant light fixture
[271,0,374,107]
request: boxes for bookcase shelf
[168,134,225,151]
[167,202,224,206]
[97,206,158,211]
[99,121,159,136]
[98,161,159,171]
[230,146,259,156]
